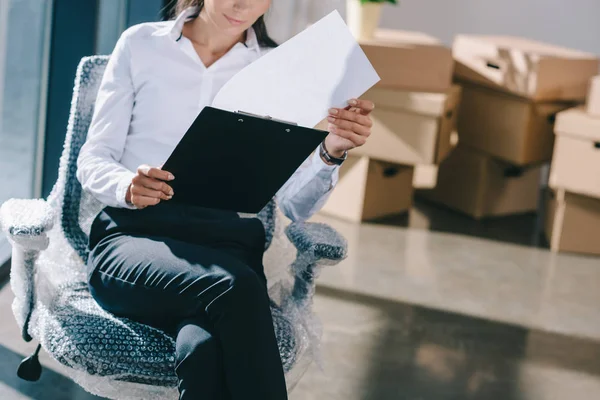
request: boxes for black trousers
[86,202,288,400]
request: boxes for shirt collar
[153,6,260,53]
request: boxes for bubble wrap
[0,56,348,399]
[0,199,55,238]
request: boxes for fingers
[136,165,174,196]
[133,174,174,196]
[327,115,371,136]
[130,184,172,201]
[327,125,367,147]
[329,107,373,128]
[347,99,375,115]
[131,195,161,209]
[138,165,175,182]
[328,105,373,146]
[327,102,374,150]
[131,165,175,209]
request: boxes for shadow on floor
[370,192,549,249]
[0,344,103,399]
[317,285,600,400]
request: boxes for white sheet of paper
[212,10,380,128]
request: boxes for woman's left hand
[323,98,375,158]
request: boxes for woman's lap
[89,233,266,332]
[87,204,268,329]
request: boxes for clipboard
[161,107,329,214]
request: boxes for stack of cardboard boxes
[320,29,459,222]
[419,35,599,219]
[545,75,600,255]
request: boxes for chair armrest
[285,222,348,264]
[0,199,55,249]
[285,222,347,306]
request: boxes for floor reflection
[305,286,600,400]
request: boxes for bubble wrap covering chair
[0,56,348,400]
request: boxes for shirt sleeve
[76,30,137,209]
[276,150,340,222]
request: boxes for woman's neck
[184,9,245,56]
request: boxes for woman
[77,0,374,399]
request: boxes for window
[96,0,128,55]
[0,0,53,264]
[96,0,167,55]
[0,0,181,268]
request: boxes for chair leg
[17,343,43,381]
[22,310,33,342]
[291,263,317,308]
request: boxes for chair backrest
[47,56,276,264]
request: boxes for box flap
[453,35,599,101]
[555,107,600,142]
[455,35,597,60]
[362,85,461,116]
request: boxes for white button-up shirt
[77,7,339,222]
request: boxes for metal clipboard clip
[235,110,298,126]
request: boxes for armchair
[0,56,347,399]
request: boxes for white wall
[379,0,600,55]
[266,0,341,43]
[267,0,600,55]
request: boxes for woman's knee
[175,322,221,371]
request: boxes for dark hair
[173,0,278,48]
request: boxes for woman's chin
[221,25,248,39]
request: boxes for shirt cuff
[116,171,137,209]
[310,151,339,190]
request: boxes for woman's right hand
[126,165,175,209]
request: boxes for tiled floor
[1,199,600,399]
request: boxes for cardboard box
[320,155,414,222]
[360,29,454,93]
[549,107,600,198]
[457,83,573,166]
[545,189,600,256]
[453,35,600,102]
[413,164,438,189]
[353,85,461,165]
[586,75,600,117]
[418,146,542,219]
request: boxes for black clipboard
[161,107,328,213]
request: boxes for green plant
[360,0,398,4]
